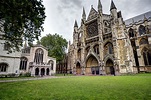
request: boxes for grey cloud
[60,0,83,8]
[57,0,83,14]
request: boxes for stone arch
[104,42,113,55]
[138,25,146,36]
[46,68,50,75]
[0,63,9,72]
[41,68,45,76]
[48,60,54,70]
[35,68,39,76]
[105,59,115,75]
[76,62,81,74]
[85,54,99,75]
[141,47,151,65]
[128,28,135,38]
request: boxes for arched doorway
[46,68,49,75]
[76,62,81,74]
[35,68,39,76]
[41,68,45,76]
[106,59,115,75]
[86,55,99,75]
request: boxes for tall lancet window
[34,48,44,64]
[20,57,28,70]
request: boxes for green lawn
[0,74,151,100]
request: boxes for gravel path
[0,76,76,83]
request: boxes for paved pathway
[0,76,76,83]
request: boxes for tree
[0,0,46,52]
[40,33,68,62]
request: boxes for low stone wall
[133,66,151,73]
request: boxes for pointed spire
[24,40,27,48]
[144,14,147,21]
[82,7,86,19]
[98,0,102,11]
[132,18,135,24]
[74,20,78,27]
[110,0,117,11]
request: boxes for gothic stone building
[68,0,151,75]
[20,44,56,76]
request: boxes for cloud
[41,0,151,43]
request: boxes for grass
[0,74,151,100]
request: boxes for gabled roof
[87,6,98,21]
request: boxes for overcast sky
[41,0,151,42]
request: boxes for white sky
[41,0,151,43]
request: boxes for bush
[24,72,31,77]
[19,72,31,77]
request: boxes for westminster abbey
[68,0,151,75]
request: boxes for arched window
[93,44,99,54]
[139,25,146,36]
[34,48,44,64]
[20,57,28,70]
[0,63,8,72]
[142,48,151,65]
[48,60,54,70]
[139,38,148,45]
[104,42,113,55]
[77,49,81,59]
[128,28,134,38]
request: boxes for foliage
[40,33,68,62]
[0,75,151,100]
[0,0,46,52]
[19,72,31,77]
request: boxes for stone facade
[68,0,151,75]
[20,44,56,76]
[0,32,56,76]
[0,33,21,75]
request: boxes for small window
[4,43,10,51]
[128,28,134,38]
[139,25,146,36]
[0,63,8,72]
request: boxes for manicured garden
[0,74,151,100]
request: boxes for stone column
[102,66,106,75]
[44,68,46,76]
[82,67,85,75]
[39,67,41,76]
[31,66,35,76]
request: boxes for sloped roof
[125,11,151,25]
